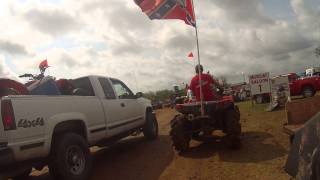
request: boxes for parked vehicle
[229,83,248,102]
[306,67,320,77]
[288,73,320,98]
[151,100,163,109]
[0,75,158,180]
[19,73,61,96]
[0,62,65,98]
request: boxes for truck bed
[0,95,107,161]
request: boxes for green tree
[143,91,156,101]
[143,89,177,101]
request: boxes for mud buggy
[170,96,241,152]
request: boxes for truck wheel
[170,115,191,152]
[302,86,314,98]
[12,168,32,180]
[225,106,242,149]
[255,95,263,104]
[49,133,92,180]
[143,111,159,140]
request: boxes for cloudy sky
[0,0,319,92]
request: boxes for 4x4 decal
[17,117,44,128]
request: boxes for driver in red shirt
[190,64,217,101]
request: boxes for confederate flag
[39,59,49,71]
[134,0,196,27]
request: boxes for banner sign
[249,72,271,96]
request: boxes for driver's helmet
[195,64,203,74]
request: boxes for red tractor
[170,96,241,152]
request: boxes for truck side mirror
[136,92,143,98]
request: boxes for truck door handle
[121,103,125,107]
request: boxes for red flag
[134,0,196,27]
[188,52,194,59]
[39,59,49,71]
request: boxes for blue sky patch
[262,0,295,21]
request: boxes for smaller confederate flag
[134,0,196,27]
[39,59,49,71]
[188,52,194,59]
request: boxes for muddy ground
[28,101,291,180]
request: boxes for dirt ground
[28,101,291,180]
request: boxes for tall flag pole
[134,0,205,115]
[191,0,205,116]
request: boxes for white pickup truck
[0,75,158,180]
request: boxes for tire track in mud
[29,105,290,180]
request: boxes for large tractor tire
[170,115,191,152]
[224,106,241,149]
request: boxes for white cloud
[291,0,320,39]
[0,39,32,56]
[24,8,81,37]
[0,0,319,91]
[0,55,20,81]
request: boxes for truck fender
[43,113,89,157]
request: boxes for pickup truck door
[98,78,144,137]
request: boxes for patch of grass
[236,100,269,112]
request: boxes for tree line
[142,89,185,102]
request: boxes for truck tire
[302,86,314,98]
[143,111,159,140]
[170,115,191,152]
[49,133,92,180]
[225,106,242,149]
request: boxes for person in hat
[189,64,217,102]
